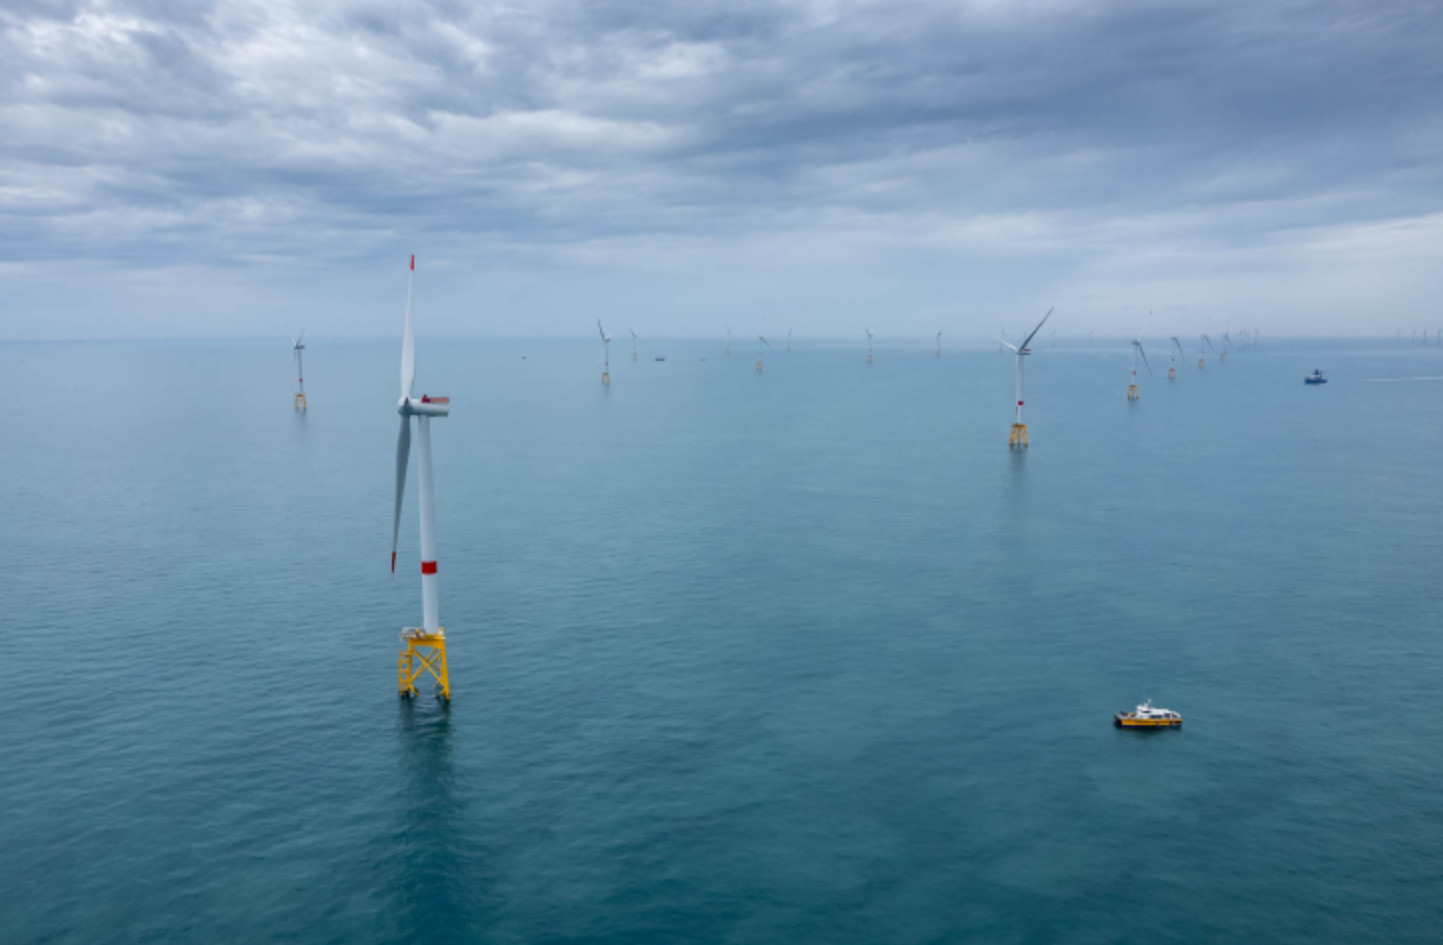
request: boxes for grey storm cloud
[1,0,1441,337]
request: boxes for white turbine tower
[865,327,874,364]
[598,319,612,385]
[936,328,943,359]
[391,255,453,701]
[630,327,638,361]
[756,334,770,372]
[1000,307,1053,448]
[291,331,307,412]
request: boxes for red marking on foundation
[391,551,397,573]
[422,561,437,575]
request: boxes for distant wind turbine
[787,327,793,354]
[756,335,770,372]
[291,331,307,412]
[1169,336,1184,379]
[597,319,611,386]
[865,327,874,364]
[629,328,638,361]
[1000,307,1054,448]
[936,329,943,359]
[1127,326,1152,400]
[725,323,732,357]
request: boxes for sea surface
[1,336,1441,944]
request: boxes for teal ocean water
[2,337,1441,943]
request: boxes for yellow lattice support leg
[601,372,611,385]
[294,393,307,411]
[1009,423,1028,448]
[1168,367,1176,379]
[1127,384,1139,400]
[398,629,450,701]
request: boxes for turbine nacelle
[398,395,451,417]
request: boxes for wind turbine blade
[1139,344,1153,374]
[400,256,416,398]
[1020,307,1054,350]
[999,338,1019,353]
[597,319,607,342]
[391,415,411,573]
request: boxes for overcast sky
[2,0,1440,340]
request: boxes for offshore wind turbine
[1127,330,1152,400]
[756,335,770,372]
[597,319,612,385]
[291,332,307,412]
[390,255,453,701]
[1169,336,1184,379]
[787,327,793,354]
[725,323,732,357]
[1000,307,1053,448]
[865,327,874,364]
[936,329,943,359]
[1199,333,1213,369]
[629,328,638,361]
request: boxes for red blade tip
[390,551,396,573]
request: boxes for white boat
[1115,700,1182,728]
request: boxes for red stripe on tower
[421,561,437,575]
[410,254,415,271]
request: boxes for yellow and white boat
[1114,700,1181,728]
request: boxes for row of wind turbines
[591,310,1255,452]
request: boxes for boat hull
[1115,716,1181,728]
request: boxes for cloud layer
[2,0,1441,337]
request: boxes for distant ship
[1305,369,1327,385]
[655,355,666,362]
